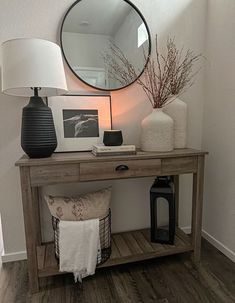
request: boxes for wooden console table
[16,148,207,293]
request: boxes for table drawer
[30,164,79,186]
[80,159,161,181]
[162,156,197,175]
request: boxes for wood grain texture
[36,228,193,278]
[30,164,79,186]
[31,187,42,245]
[80,159,161,181]
[162,156,198,175]
[0,239,234,303]
[20,167,39,293]
[15,148,208,167]
[37,245,45,271]
[15,149,207,293]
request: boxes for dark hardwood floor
[0,239,234,303]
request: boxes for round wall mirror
[60,0,151,91]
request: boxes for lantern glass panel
[156,197,169,231]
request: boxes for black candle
[103,130,123,146]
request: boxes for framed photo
[48,94,112,152]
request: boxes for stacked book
[92,144,136,156]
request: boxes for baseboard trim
[202,230,235,262]
[181,226,235,263]
[2,251,27,263]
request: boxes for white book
[92,150,136,157]
[93,144,136,153]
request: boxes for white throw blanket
[59,218,101,282]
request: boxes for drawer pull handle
[115,165,129,171]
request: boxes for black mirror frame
[60,0,152,91]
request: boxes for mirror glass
[61,0,151,90]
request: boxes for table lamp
[1,38,68,158]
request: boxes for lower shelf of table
[37,227,193,278]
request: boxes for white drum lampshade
[1,38,68,158]
[2,38,67,96]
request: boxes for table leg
[32,187,42,246]
[191,155,205,265]
[173,175,179,227]
[20,167,40,293]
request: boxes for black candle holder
[103,130,123,146]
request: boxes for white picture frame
[48,94,112,152]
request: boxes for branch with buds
[102,36,202,108]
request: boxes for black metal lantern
[150,176,176,245]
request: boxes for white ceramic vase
[140,108,174,152]
[163,97,187,149]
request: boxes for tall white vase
[163,98,187,149]
[140,108,174,152]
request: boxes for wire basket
[52,209,111,265]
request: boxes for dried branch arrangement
[102,36,202,108]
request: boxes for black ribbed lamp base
[21,96,57,158]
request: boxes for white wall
[202,0,235,259]
[63,32,110,68]
[0,0,207,258]
[113,9,147,71]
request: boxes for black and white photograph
[63,109,99,138]
[48,94,112,152]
